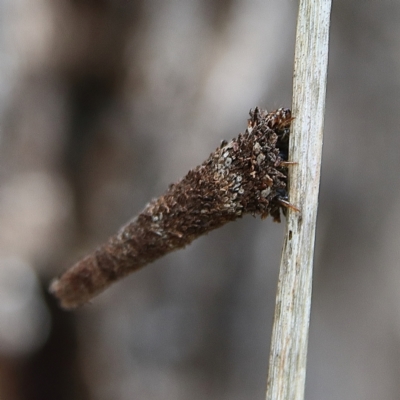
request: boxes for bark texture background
[0,1,399,399]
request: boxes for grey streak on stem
[266,1,332,400]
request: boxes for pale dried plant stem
[266,1,332,400]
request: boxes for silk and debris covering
[51,107,293,309]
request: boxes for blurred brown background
[0,0,399,399]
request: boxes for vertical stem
[265,1,331,400]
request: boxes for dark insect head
[275,188,288,201]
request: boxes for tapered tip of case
[49,278,77,310]
[49,254,104,309]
